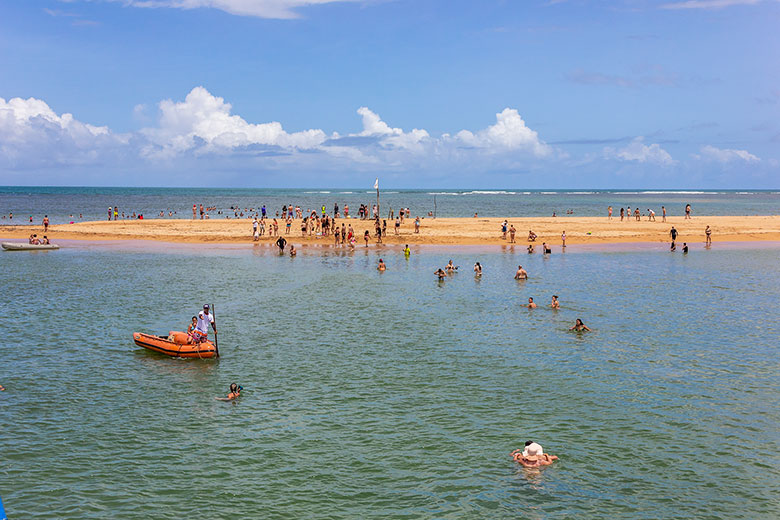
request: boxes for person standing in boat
[193,304,217,343]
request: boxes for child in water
[216,383,242,401]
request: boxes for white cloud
[0,87,554,172]
[354,107,430,151]
[141,86,329,158]
[696,145,760,163]
[117,0,355,19]
[604,137,675,165]
[0,96,124,167]
[661,0,762,9]
[451,108,551,157]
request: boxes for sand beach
[2,215,779,246]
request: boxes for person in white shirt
[193,304,217,343]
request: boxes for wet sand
[2,215,779,246]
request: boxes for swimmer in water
[570,318,591,331]
[434,268,446,280]
[527,244,534,254]
[511,441,558,468]
[514,265,528,280]
[377,258,386,271]
[215,383,242,401]
[289,244,297,256]
[403,244,411,257]
[445,260,458,272]
[473,262,482,275]
[526,297,537,308]
[551,295,560,309]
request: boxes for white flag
[374,178,379,190]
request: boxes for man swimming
[526,297,537,308]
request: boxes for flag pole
[374,178,380,219]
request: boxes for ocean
[1,187,779,225]
[1,241,778,519]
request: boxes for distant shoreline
[2,215,779,246]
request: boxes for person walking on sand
[670,226,678,242]
[705,225,712,246]
[364,230,370,247]
[514,265,528,280]
[509,224,516,243]
[252,217,258,236]
[662,206,667,222]
[501,220,508,240]
[395,216,401,235]
[620,207,624,221]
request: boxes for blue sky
[0,0,778,188]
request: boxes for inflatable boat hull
[133,331,217,359]
[2,242,60,251]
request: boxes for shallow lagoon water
[1,243,779,519]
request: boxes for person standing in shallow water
[514,265,528,280]
[705,225,712,247]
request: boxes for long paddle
[212,302,220,358]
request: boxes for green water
[1,244,779,519]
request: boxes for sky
[0,0,778,188]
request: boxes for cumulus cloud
[450,108,551,157]
[0,87,554,173]
[695,145,760,163]
[354,107,430,151]
[115,0,355,19]
[141,87,329,158]
[604,137,675,165]
[0,96,125,167]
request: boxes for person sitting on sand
[474,262,482,275]
[377,259,386,271]
[570,318,591,331]
[526,297,537,308]
[511,441,558,468]
[216,383,242,401]
[434,268,446,280]
[514,265,528,280]
[551,295,560,309]
[445,260,458,272]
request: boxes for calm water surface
[1,187,778,224]
[1,243,779,519]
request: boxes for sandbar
[1,215,779,246]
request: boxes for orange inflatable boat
[133,331,217,359]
